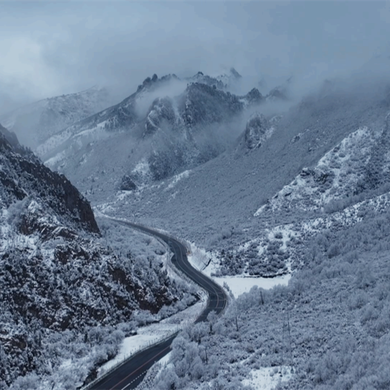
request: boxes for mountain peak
[229,67,242,79]
[136,73,180,93]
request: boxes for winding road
[86,220,227,390]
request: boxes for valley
[1,8,390,387]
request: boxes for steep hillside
[0,125,195,389]
[97,75,390,279]
[0,86,111,148]
[154,211,390,390]
[141,68,390,390]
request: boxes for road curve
[86,220,228,390]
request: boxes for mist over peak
[2,1,389,114]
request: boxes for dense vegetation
[0,128,196,389]
[154,207,390,389]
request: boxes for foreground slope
[0,125,196,389]
[153,211,390,389]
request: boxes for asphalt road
[86,220,227,390]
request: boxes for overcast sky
[1,1,390,113]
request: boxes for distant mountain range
[0,86,111,148]
[91,65,390,280]
[16,69,284,200]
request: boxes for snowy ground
[188,243,291,298]
[98,296,207,376]
[213,274,291,298]
[93,218,293,389]
[242,366,293,390]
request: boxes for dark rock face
[267,87,288,101]
[0,124,99,234]
[266,76,292,102]
[144,97,176,136]
[187,72,226,90]
[180,83,244,128]
[245,88,264,105]
[244,114,270,149]
[229,67,242,79]
[119,175,137,191]
[0,124,20,148]
[71,75,181,135]
[148,145,189,181]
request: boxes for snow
[37,129,73,157]
[116,191,133,201]
[156,352,171,368]
[242,366,293,390]
[132,159,151,177]
[166,170,191,190]
[73,121,110,140]
[214,274,291,298]
[254,126,379,216]
[98,298,206,376]
[187,242,291,298]
[45,150,66,168]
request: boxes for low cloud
[1,1,390,114]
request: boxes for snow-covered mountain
[4,57,390,390]
[113,60,390,390]
[186,67,242,91]
[26,63,390,284]
[0,124,195,388]
[0,86,111,149]
[94,68,390,279]
[35,71,270,197]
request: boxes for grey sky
[1,1,390,113]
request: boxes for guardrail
[134,358,166,390]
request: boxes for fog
[134,77,187,118]
[1,1,390,114]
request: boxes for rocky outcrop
[181,82,244,128]
[244,114,271,149]
[244,88,264,106]
[0,124,99,234]
[119,175,137,191]
[144,97,176,136]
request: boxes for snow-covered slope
[95,74,390,280]
[254,126,382,215]
[36,71,270,197]
[0,124,195,388]
[186,67,242,91]
[0,86,111,148]
[138,62,390,390]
